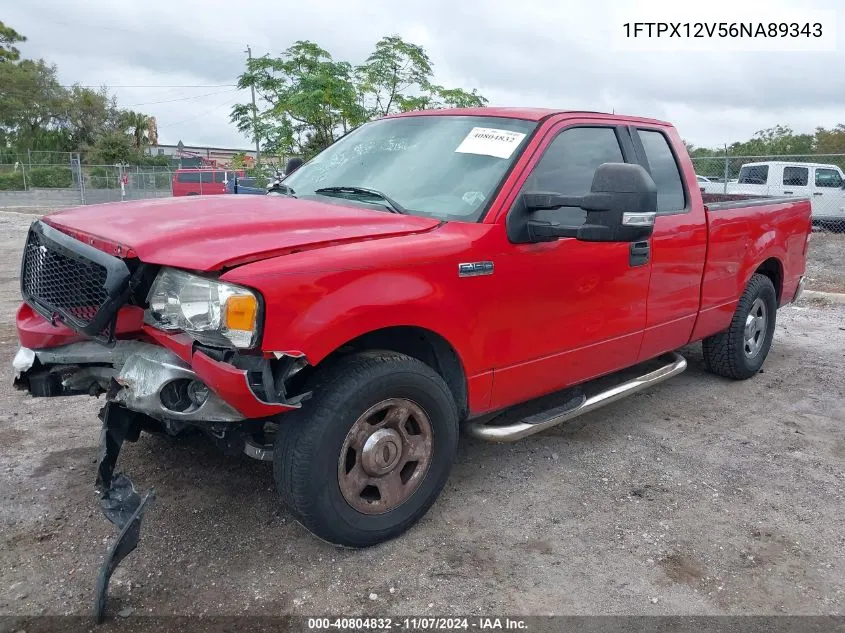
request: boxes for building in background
[146,141,258,168]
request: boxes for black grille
[20,221,132,342]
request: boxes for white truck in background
[725,161,845,229]
[695,175,727,194]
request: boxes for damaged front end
[13,220,312,621]
[14,342,311,622]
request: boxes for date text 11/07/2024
[307,617,528,630]
[622,22,823,38]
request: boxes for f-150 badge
[458,261,494,277]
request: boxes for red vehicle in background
[171,168,244,196]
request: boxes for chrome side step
[465,352,687,443]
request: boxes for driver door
[487,123,651,409]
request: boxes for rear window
[738,165,769,184]
[815,168,843,188]
[782,166,808,186]
[637,129,685,213]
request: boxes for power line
[60,84,238,89]
[157,96,242,128]
[123,88,239,107]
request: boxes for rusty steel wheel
[273,351,459,547]
[338,398,433,514]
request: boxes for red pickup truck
[14,108,811,555]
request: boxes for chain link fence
[2,149,844,232]
[0,151,175,208]
[691,153,845,232]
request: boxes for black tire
[273,352,459,547]
[702,273,777,380]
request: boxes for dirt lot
[805,231,845,293]
[0,210,844,619]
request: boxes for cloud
[4,0,844,149]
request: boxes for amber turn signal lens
[224,294,258,331]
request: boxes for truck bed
[690,194,812,342]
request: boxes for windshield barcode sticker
[455,127,527,159]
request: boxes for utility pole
[245,45,260,165]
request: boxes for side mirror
[507,163,658,244]
[285,157,303,176]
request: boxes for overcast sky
[5,0,844,151]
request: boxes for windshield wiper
[314,186,408,214]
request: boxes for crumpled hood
[43,195,441,270]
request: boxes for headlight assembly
[146,268,260,349]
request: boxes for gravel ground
[0,209,844,620]
[806,232,845,293]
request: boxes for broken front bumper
[13,337,308,425]
[14,341,244,423]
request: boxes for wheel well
[755,257,783,303]
[315,327,469,420]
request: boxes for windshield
[282,115,537,221]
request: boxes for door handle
[783,191,793,195]
[629,241,650,267]
[813,192,823,196]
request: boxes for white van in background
[725,161,845,228]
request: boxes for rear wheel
[702,273,777,380]
[273,352,459,547]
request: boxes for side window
[177,172,200,183]
[783,166,808,186]
[738,164,768,184]
[199,171,216,184]
[815,168,843,188]
[522,127,624,225]
[637,129,685,213]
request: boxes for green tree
[120,110,152,151]
[729,125,815,156]
[0,58,67,148]
[815,124,845,154]
[0,21,25,63]
[230,151,248,169]
[0,23,157,159]
[232,41,364,159]
[357,35,434,117]
[231,35,487,160]
[89,130,134,164]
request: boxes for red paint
[191,350,297,418]
[141,325,195,365]
[689,197,811,341]
[16,303,144,349]
[171,169,244,197]
[16,303,84,349]
[18,110,812,420]
[43,196,440,270]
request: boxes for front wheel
[273,352,459,547]
[702,273,777,380]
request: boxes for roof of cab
[388,106,671,127]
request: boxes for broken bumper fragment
[93,402,155,623]
[13,339,306,423]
